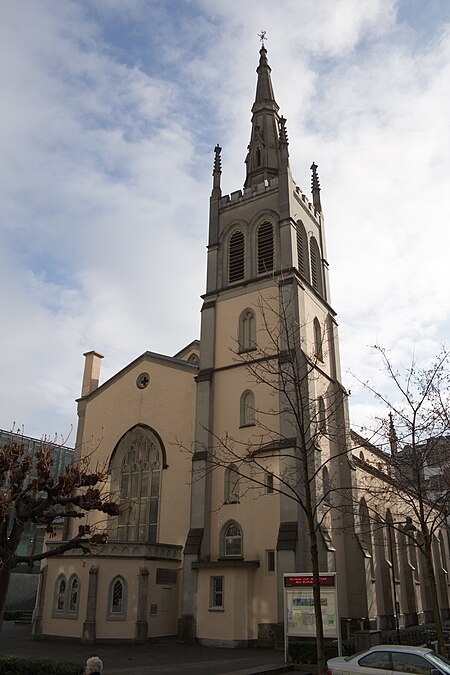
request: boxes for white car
[327,644,450,674]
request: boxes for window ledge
[208,607,225,612]
[239,422,256,429]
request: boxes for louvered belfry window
[229,230,245,283]
[296,221,309,281]
[310,237,323,295]
[257,222,274,274]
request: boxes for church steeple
[244,46,284,188]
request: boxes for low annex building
[33,46,450,646]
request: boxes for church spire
[310,162,322,214]
[244,44,283,188]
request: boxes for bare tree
[183,284,353,674]
[353,346,450,654]
[0,434,119,629]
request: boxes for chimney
[81,351,104,397]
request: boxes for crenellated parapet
[218,176,323,225]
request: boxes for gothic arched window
[314,318,323,362]
[224,464,240,503]
[310,236,323,295]
[55,575,66,613]
[68,575,80,614]
[323,466,331,505]
[229,230,245,283]
[238,309,256,352]
[240,390,255,427]
[109,576,127,619]
[296,221,309,281]
[257,222,274,274]
[111,427,163,544]
[318,396,326,433]
[223,522,243,557]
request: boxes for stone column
[82,565,99,644]
[31,566,48,639]
[135,566,149,643]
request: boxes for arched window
[266,472,274,494]
[318,396,326,433]
[229,230,245,283]
[314,318,323,362]
[224,464,240,503]
[359,498,374,577]
[323,466,331,504]
[111,427,163,544]
[109,576,127,619]
[68,575,80,614]
[240,390,255,427]
[55,575,66,613]
[238,309,256,352]
[257,222,274,274]
[224,522,243,557]
[310,237,323,295]
[255,147,261,166]
[296,221,309,281]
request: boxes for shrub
[381,623,437,647]
[0,656,83,674]
[3,611,23,622]
[289,640,348,664]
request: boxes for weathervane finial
[258,30,267,46]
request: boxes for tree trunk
[423,542,445,655]
[0,558,13,632]
[310,521,326,674]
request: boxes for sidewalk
[0,622,292,674]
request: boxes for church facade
[32,46,450,647]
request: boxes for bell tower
[180,44,365,646]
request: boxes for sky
[1,0,450,443]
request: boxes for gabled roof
[78,349,198,402]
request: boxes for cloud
[1,0,449,438]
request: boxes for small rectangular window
[267,550,275,572]
[210,576,224,609]
[266,473,274,494]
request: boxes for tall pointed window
[310,236,323,295]
[55,576,66,613]
[296,221,309,281]
[359,498,375,577]
[318,396,326,433]
[68,575,80,614]
[108,576,127,619]
[314,318,323,362]
[224,464,240,503]
[257,222,274,274]
[229,230,245,283]
[323,466,331,505]
[238,309,256,352]
[112,427,163,544]
[240,390,255,427]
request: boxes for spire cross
[258,30,267,46]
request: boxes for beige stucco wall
[196,566,259,642]
[69,355,196,546]
[41,555,181,640]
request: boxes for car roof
[367,645,432,655]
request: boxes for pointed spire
[310,162,322,214]
[212,144,222,197]
[388,412,398,455]
[254,46,276,108]
[244,44,282,188]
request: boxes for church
[32,45,450,647]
